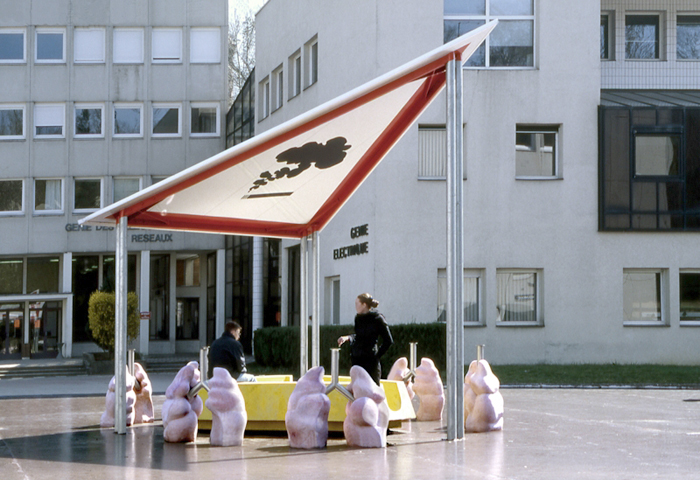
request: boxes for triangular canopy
[81,22,496,239]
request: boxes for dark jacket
[208,331,247,378]
[349,311,393,360]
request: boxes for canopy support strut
[114,216,128,435]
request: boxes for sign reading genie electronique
[333,224,369,260]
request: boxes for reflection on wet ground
[2,389,700,479]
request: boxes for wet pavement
[2,384,700,479]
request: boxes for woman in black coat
[337,293,393,385]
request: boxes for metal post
[299,235,308,377]
[200,347,209,382]
[114,216,128,434]
[446,55,465,440]
[325,348,354,401]
[128,349,135,376]
[403,342,418,382]
[311,231,320,367]
[477,344,484,361]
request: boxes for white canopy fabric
[81,21,497,238]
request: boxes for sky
[228,0,267,20]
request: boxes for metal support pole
[403,342,418,382]
[446,56,465,440]
[114,216,128,434]
[325,348,354,401]
[187,347,211,400]
[311,231,320,367]
[128,348,141,391]
[299,235,309,377]
[477,344,485,361]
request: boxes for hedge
[253,323,446,379]
[88,291,140,353]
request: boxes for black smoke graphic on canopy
[248,137,351,193]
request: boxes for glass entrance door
[0,303,23,359]
[29,301,61,359]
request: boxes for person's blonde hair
[357,293,379,309]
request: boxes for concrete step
[0,364,87,379]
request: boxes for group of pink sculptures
[100,353,503,449]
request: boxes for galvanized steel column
[446,56,465,441]
[114,216,128,434]
[299,235,308,377]
[311,231,320,367]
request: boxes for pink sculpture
[100,370,136,428]
[285,366,331,449]
[205,367,247,446]
[388,357,415,400]
[162,361,204,443]
[464,359,504,433]
[133,363,154,424]
[412,358,444,421]
[343,366,389,448]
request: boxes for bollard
[477,344,485,361]
[324,348,354,401]
[186,348,211,401]
[402,342,418,382]
[128,349,141,391]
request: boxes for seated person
[208,321,256,382]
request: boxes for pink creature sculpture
[205,367,248,446]
[133,362,154,424]
[412,358,444,421]
[343,365,389,448]
[464,359,504,433]
[162,361,204,443]
[285,366,331,449]
[100,370,137,428]
[388,357,415,400]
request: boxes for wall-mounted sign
[333,224,369,260]
[131,233,173,243]
[65,223,114,232]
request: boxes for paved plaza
[1,374,700,479]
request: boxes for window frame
[73,27,105,64]
[437,268,485,326]
[288,50,302,99]
[190,102,220,137]
[35,27,66,63]
[113,102,144,138]
[73,103,105,138]
[73,177,103,213]
[152,28,183,64]
[622,268,669,326]
[0,104,26,140]
[677,15,700,61]
[151,102,182,138]
[113,28,144,64]
[601,12,614,61]
[304,36,318,88]
[34,103,66,139]
[190,27,221,64]
[0,28,27,64]
[259,76,270,120]
[271,64,284,112]
[33,178,64,215]
[680,270,700,325]
[625,13,663,61]
[515,124,561,180]
[112,176,142,203]
[444,0,535,69]
[495,268,544,327]
[0,179,24,216]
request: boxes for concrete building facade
[252,0,700,364]
[0,0,228,359]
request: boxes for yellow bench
[197,375,415,432]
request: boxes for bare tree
[228,12,255,107]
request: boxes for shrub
[254,323,446,378]
[88,291,140,353]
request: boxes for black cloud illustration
[249,137,351,192]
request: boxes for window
[496,269,542,325]
[0,180,23,214]
[680,271,700,323]
[177,255,200,287]
[0,28,26,63]
[0,105,25,139]
[634,134,679,176]
[152,103,181,137]
[113,103,143,137]
[152,28,182,63]
[418,125,467,180]
[289,51,301,98]
[113,28,144,64]
[259,77,270,119]
[34,104,65,138]
[190,103,219,136]
[444,0,534,67]
[677,16,700,60]
[437,268,484,325]
[601,13,614,60]
[272,65,283,111]
[35,28,65,63]
[151,175,168,185]
[73,178,102,212]
[34,178,63,213]
[623,269,666,325]
[515,125,559,179]
[27,257,60,294]
[190,27,220,63]
[74,104,104,137]
[304,36,318,87]
[74,28,105,63]
[113,177,141,203]
[625,14,660,60]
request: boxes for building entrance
[0,301,62,359]
[0,303,23,359]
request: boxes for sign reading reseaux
[333,224,369,260]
